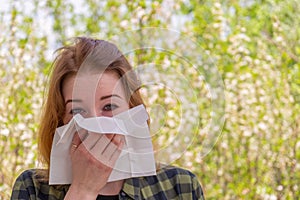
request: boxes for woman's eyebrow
[65,99,82,105]
[100,94,122,100]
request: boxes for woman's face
[62,71,129,124]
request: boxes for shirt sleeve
[191,174,205,200]
[11,169,71,200]
[137,165,205,200]
[11,170,36,200]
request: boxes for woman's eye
[70,108,86,115]
[103,104,119,111]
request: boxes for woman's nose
[85,109,101,118]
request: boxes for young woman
[11,37,204,200]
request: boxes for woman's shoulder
[11,169,68,200]
[13,169,43,186]
[123,165,205,199]
[156,164,198,179]
[152,164,203,190]
[15,168,40,179]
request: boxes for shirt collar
[122,178,142,199]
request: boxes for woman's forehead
[63,71,125,98]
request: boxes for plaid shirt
[11,165,204,200]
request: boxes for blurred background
[0,0,299,199]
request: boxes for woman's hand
[64,130,124,200]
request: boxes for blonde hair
[38,37,146,179]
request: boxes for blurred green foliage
[0,0,299,199]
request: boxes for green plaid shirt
[11,165,204,200]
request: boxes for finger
[82,132,103,150]
[70,129,87,154]
[105,133,114,141]
[102,134,123,158]
[110,138,124,162]
[70,133,80,154]
[112,134,124,148]
[89,134,113,158]
[77,128,88,142]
